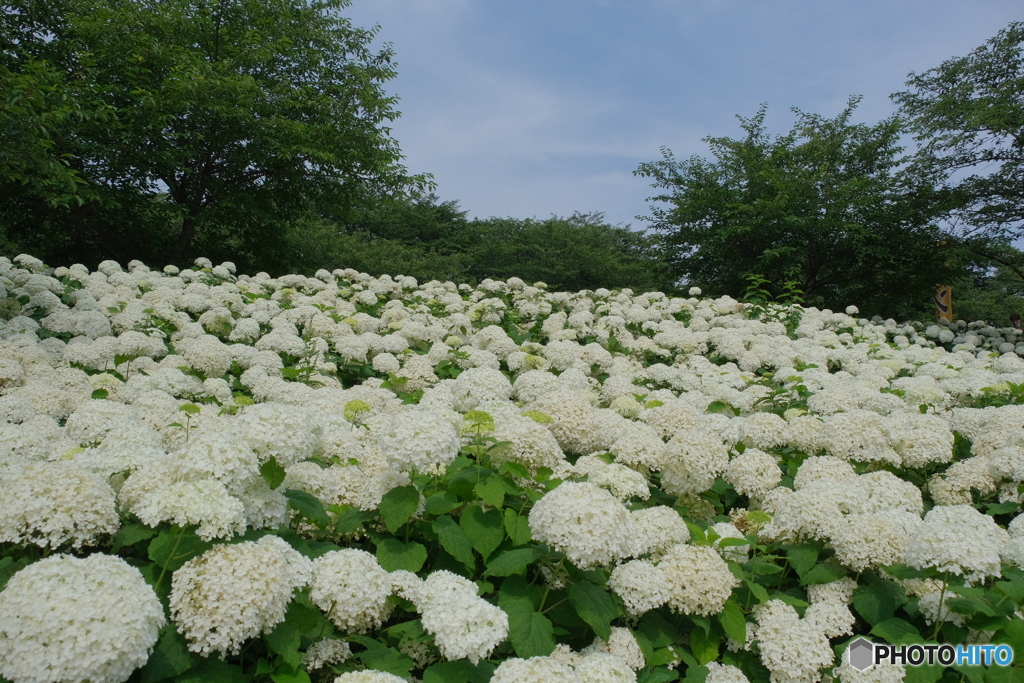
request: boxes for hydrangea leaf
[375,538,427,573]
[681,664,709,683]
[483,548,539,577]
[283,489,332,529]
[357,647,415,678]
[500,588,555,658]
[148,526,213,573]
[569,579,620,640]
[423,661,471,683]
[475,477,505,509]
[689,627,719,665]
[378,485,420,533]
[504,508,533,546]
[259,456,286,490]
[799,563,846,586]
[717,599,748,643]
[424,491,460,516]
[139,625,199,683]
[173,659,247,683]
[870,617,922,644]
[903,665,944,683]
[433,515,476,570]
[786,545,818,577]
[460,505,505,560]
[265,621,303,668]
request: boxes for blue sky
[344,1,1020,229]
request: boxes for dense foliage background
[1,1,1023,319]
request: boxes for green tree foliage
[468,212,674,293]
[634,98,959,318]
[286,194,673,292]
[950,243,1024,324]
[0,0,427,271]
[893,21,1024,241]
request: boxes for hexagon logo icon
[849,638,875,671]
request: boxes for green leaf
[502,598,556,658]
[111,523,158,553]
[852,581,899,626]
[148,527,212,573]
[271,671,311,683]
[800,563,846,585]
[265,621,303,669]
[637,611,677,649]
[484,548,539,577]
[499,462,531,479]
[954,663,988,683]
[993,617,1024,654]
[475,477,505,508]
[460,505,505,560]
[91,388,109,399]
[717,599,747,643]
[376,539,428,572]
[743,579,770,604]
[172,658,246,683]
[680,665,708,683]
[994,575,1024,603]
[379,485,420,533]
[642,668,681,683]
[260,456,286,490]
[284,489,332,529]
[328,505,375,535]
[870,617,922,644]
[179,403,201,416]
[140,625,199,683]
[985,665,1024,683]
[946,597,997,616]
[689,627,719,665]
[424,491,460,516]
[903,664,944,683]
[569,579,621,640]
[433,515,476,569]
[357,648,415,677]
[787,545,818,577]
[423,661,471,683]
[504,508,532,546]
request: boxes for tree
[634,98,959,318]
[0,0,428,271]
[892,21,1024,241]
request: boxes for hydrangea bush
[1,253,1024,683]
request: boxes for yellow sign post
[935,285,952,322]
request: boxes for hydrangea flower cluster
[2,253,1024,682]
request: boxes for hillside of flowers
[2,253,1024,683]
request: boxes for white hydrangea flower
[414,570,508,664]
[658,544,738,616]
[332,672,408,683]
[529,482,635,569]
[377,406,460,473]
[0,554,165,683]
[303,638,351,671]
[725,448,781,499]
[310,549,393,633]
[169,536,312,656]
[754,600,834,683]
[830,511,922,571]
[575,652,637,683]
[706,661,750,683]
[0,460,119,549]
[905,504,1009,580]
[490,656,581,682]
[660,430,730,495]
[629,506,689,559]
[608,559,670,615]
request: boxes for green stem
[155,525,187,591]
[931,575,949,642]
[538,558,565,613]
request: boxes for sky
[344,1,1021,230]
